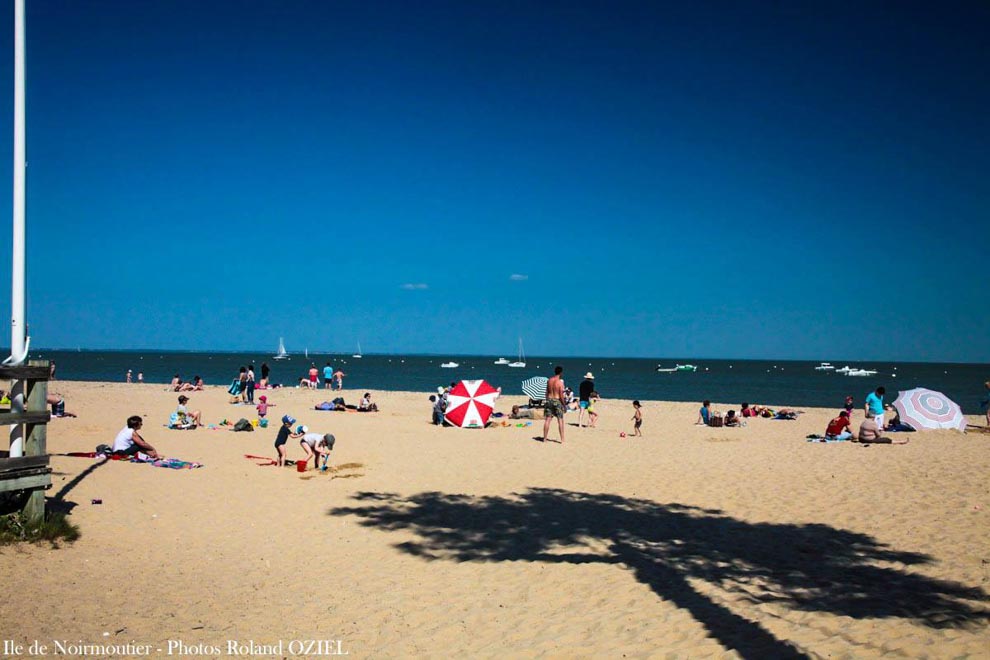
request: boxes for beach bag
[710,414,724,428]
[228,379,242,396]
[233,418,254,432]
[95,444,112,456]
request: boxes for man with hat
[578,371,596,428]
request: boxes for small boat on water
[440,361,460,368]
[655,365,677,373]
[676,364,698,372]
[846,369,877,377]
[273,337,290,361]
[508,338,526,368]
[494,357,510,365]
[352,342,362,359]
[814,362,835,371]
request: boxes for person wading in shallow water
[542,366,567,444]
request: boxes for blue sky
[0,0,987,361]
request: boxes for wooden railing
[0,360,52,522]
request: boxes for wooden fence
[0,360,52,523]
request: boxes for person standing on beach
[246,364,256,404]
[238,366,249,403]
[631,400,643,437]
[126,369,132,383]
[49,360,56,381]
[865,386,886,431]
[323,362,333,389]
[542,366,567,443]
[333,369,346,391]
[260,362,270,387]
[577,372,595,427]
[274,414,304,467]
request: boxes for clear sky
[0,0,987,361]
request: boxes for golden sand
[1,381,988,657]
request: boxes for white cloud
[400,283,429,290]
[509,274,529,281]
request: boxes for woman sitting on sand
[358,393,379,412]
[724,410,743,427]
[857,411,908,444]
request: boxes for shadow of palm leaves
[330,488,988,657]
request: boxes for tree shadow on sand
[330,488,989,658]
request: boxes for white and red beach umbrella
[444,380,499,428]
[892,388,966,432]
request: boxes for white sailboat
[508,338,526,368]
[352,342,363,359]
[440,361,459,368]
[305,347,309,359]
[273,337,290,360]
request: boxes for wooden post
[22,360,48,524]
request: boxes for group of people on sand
[300,363,346,390]
[696,401,796,427]
[168,374,204,392]
[271,414,336,469]
[822,386,909,444]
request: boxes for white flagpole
[5,0,28,457]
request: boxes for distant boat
[352,342,362,359]
[846,369,877,377]
[675,364,698,372]
[835,366,852,373]
[655,365,677,373]
[507,338,526,368]
[305,347,309,359]
[814,362,835,371]
[440,361,459,368]
[494,357,510,365]
[273,337,290,361]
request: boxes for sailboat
[507,338,526,368]
[305,347,309,359]
[273,337,290,361]
[352,342,363,359]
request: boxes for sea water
[22,350,989,415]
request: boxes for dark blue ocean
[23,350,989,415]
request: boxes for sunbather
[825,411,853,440]
[696,400,718,426]
[858,411,908,444]
[175,395,203,428]
[113,415,161,458]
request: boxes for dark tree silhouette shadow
[330,488,989,658]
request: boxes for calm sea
[21,350,989,415]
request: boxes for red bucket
[296,460,307,473]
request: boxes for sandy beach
[1,380,988,658]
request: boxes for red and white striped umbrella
[892,387,966,432]
[444,380,499,428]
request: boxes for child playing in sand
[298,427,336,471]
[274,415,304,467]
[631,400,642,436]
[256,395,274,420]
[587,391,600,428]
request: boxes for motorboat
[655,365,677,373]
[273,337,290,361]
[835,366,852,373]
[440,361,459,368]
[846,369,877,377]
[494,358,510,365]
[814,362,835,370]
[675,364,698,372]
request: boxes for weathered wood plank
[0,411,51,425]
[0,472,52,493]
[0,455,50,473]
[0,365,49,380]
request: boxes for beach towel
[228,379,243,396]
[806,434,848,443]
[63,452,203,468]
